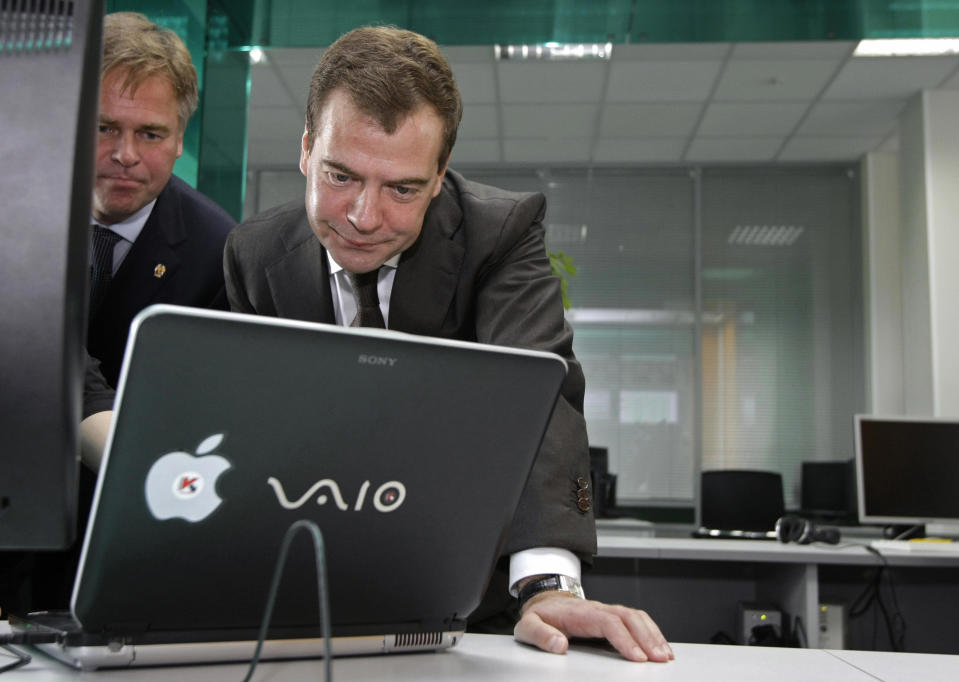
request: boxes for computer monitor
[854,415,959,534]
[0,0,104,549]
[800,459,856,523]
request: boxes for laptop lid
[71,304,567,648]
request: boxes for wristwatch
[517,574,585,608]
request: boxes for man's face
[299,88,447,274]
[93,69,183,225]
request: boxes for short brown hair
[306,26,463,169]
[101,12,198,132]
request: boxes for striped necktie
[89,225,122,318]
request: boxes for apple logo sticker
[144,433,232,522]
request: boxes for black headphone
[775,515,840,545]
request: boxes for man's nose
[111,132,140,167]
[346,186,382,233]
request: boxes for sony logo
[358,354,397,367]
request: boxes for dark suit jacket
[88,175,236,387]
[225,170,597,565]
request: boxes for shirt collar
[326,251,401,275]
[93,198,157,243]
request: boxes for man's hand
[514,591,674,662]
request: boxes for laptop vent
[1,0,75,53]
[393,631,444,649]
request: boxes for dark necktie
[90,225,122,318]
[346,269,385,328]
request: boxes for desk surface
[597,534,959,566]
[4,634,959,681]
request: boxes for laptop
[18,304,567,670]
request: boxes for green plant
[549,251,577,310]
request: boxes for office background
[107,0,959,520]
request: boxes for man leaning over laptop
[223,26,673,663]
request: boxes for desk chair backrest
[700,470,785,532]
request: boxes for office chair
[700,470,785,532]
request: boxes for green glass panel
[241,0,959,47]
[198,1,255,220]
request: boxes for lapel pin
[154,264,167,278]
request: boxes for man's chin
[327,245,392,274]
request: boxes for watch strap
[517,574,585,607]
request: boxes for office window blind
[467,166,863,508]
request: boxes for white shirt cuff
[508,547,582,597]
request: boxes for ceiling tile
[497,61,606,103]
[502,138,593,163]
[248,106,304,133]
[450,139,502,165]
[940,67,959,89]
[778,136,885,161]
[502,104,597,137]
[600,103,701,137]
[698,102,809,136]
[824,56,959,99]
[730,41,855,60]
[450,62,497,103]
[613,42,730,62]
[246,136,302,167]
[249,64,297,109]
[459,104,499,138]
[685,137,782,162]
[263,47,324,67]
[714,59,841,100]
[797,100,905,137]
[607,60,723,102]
[441,46,492,63]
[593,137,686,163]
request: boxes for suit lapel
[265,216,334,323]
[389,181,464,335]
[108,184,183,318]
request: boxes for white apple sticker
[144,433,232,522]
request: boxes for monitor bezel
[854,413,959,527]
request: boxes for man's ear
[432,159,449,198]
[299,127,310,176]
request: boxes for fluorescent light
[854,38,959,57]
[249,46,266,64]
[728,224,804,247]
[494,42,612,61]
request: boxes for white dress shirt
[90,198,156,273]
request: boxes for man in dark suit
[87,12,235,388]
[225,26,672,662]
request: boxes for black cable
[792,615,807,648]
[242,519,332,682]
[855,545,906,652]
[0,645,31,674]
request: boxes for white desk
[4,634,959,681]
[588,533,959,652]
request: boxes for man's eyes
[97,125,164,141]
[324,172,419,199]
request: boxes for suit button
[577,497,592,512]
[577,476,589,489]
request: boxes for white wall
[864,90,959,417]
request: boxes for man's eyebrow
[97,116,172,134]
[323,158,433,187]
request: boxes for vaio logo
[267,477,406,513]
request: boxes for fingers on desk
[514,597,674,663]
